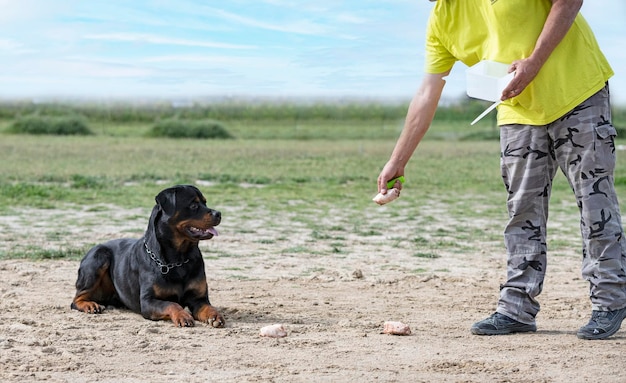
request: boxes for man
[377,0,626,340]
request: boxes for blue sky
[1,0,625,105]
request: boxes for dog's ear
[154,186,179,217]
[147,203,163,235]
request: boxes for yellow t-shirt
[425,0,614,126]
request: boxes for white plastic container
[466,61,515,102]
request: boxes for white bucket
[466,61,515,102]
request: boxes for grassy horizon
[2,101,626,262]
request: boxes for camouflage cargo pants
[497,84,626,325]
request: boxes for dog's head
[150,185,221,246]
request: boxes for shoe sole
[576,309,626,340]
[471,325,537,336]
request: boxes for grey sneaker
[471,312,537,335]
[577,307,626,340]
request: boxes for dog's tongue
[208,227,219,236]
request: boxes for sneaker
[576,307,626,340]
[470,312,537,335]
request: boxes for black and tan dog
[71,185,225,328]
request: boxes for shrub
[8,115,93,135]
[148,119,233,139]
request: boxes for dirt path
[1,202,625,382]
[1,257,625,382]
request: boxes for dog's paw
[71,300,106,314]
[209,314,225,328]
[171,310,196,327]
[195,305,225,328]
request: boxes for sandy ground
[1,200,625,383]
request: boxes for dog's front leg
[143,301,195,327]
[184,281,225,328]
[142,299,196,327]
[141,279,197,327]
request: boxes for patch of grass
[549,239,578,253]
[330,245,346,253]
[1,182,55,199]
[433,228,453,237]
[214,252,246,258]
[302,267,326,275]
[328,225,346,231]
[356,229,383,237]
[70,174,107,189]
[412,236,429,245]
[388,237,406,248]
[412,252,441,259]
[459,129,500,141]
[0,182,68,210]
[84,205,114,212]
[450,226,495,241]
[197,173,272,185]
[434,240,466,249]
[148,119,233,139]
[8,115,92,135]
[237,228,258,234]
[1,246,89,260]
[226,274,253,280]
[282,246,314,254]
[311,230,332,240]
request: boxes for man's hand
[500,58,541,101]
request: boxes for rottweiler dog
[71,185,225,328]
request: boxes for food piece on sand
[372,188,400,205]
[259,324,288,338]
[382,321,411,335]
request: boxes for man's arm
[501,0,583,100]
[377,71,448,193]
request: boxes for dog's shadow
[222,303,342,329]
[93,304,326,332]
[219,306,306,326]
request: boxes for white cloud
[0,38,22,51]
[83,33,256,50]
[205,7,332,36]
[0,0,72,23]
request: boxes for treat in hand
[372,176,405,205]
[372,188,400,205]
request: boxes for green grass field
[2,101,626,261]
[0,128,506,208]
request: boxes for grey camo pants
[497,84,626,324]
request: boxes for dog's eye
[189,203,199,210]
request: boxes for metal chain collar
[144,241,189,275]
